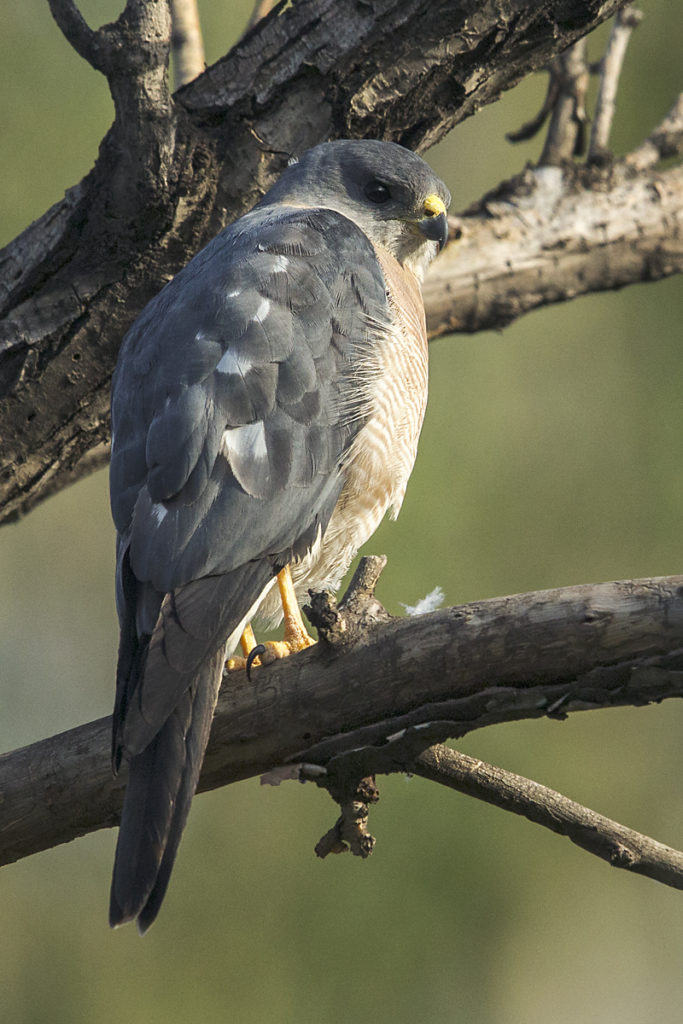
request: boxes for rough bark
[0,0,633,524]
[424,158,683,337]
[2,572,683,868]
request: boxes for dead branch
[2,568,683,869]
[170,0,205,89]
[423,156,683,338]
[411,745,683,892]
[0,0,634,525]
[626,92,683,171]
[540,40,589,164]
[588,4,643,163]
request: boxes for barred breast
[277,245,429,613]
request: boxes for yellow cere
[423,193,447,217]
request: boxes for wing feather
[111,206,388,594]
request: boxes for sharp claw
[246,643,267,681]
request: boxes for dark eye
[364,180,392,204]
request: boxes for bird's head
[259,139,451,279]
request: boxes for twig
[506,76,559,144]
[626,93,683,171]
[314,776,379,859]
[539,40,589,165]
[412,745,683,892]
[170,0,205,89]
[588,4,643,164]
[48,0,103,72]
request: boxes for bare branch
[539,40,589,165]
[170,0,205,89]
[588,4,643,163]
[423,159,683,338]
[313,776,380,859]
[412,745,683,892]
[2,573,683,867]
[506,75,560,145]
[48,0,102,71]
[626,92,683,171]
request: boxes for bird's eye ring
[364,180,392,204]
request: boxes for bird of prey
[109,139,450,932]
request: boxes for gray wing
[111,205,387,595]
[110,205,389,755]
[108,206,391,929]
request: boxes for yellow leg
[240,623,258,658]
[225,566,315,673]
[275,564,316,653]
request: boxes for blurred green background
[2,2,683,1021]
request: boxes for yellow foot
[225,566,315,674]
[226,623,258,672]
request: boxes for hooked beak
[418,193,449,250]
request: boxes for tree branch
[423,156,683,339]
[170,0,205,89]
[411,745,683,892]
[588,3,643,163]
[540,40,589,164]
[626,92,683,171]
[2,570,683,868]
[0,0,633,525]
[48,0,102,71]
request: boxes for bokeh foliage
[1,3,682,1022]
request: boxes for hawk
[109,139,450,931]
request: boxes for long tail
[109,647,224,933]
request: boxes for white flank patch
[151,502,168,525]
[400,586,445,617]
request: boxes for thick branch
[412,745,683,891]
[0,0,631,524]
[423,158,683,338]
[48,0,102,70]
[2,574,683,868]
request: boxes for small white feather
[151,502,168,525]
[400,586,445,617]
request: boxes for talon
[246,643,266,681]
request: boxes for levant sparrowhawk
[109,139,450,931]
